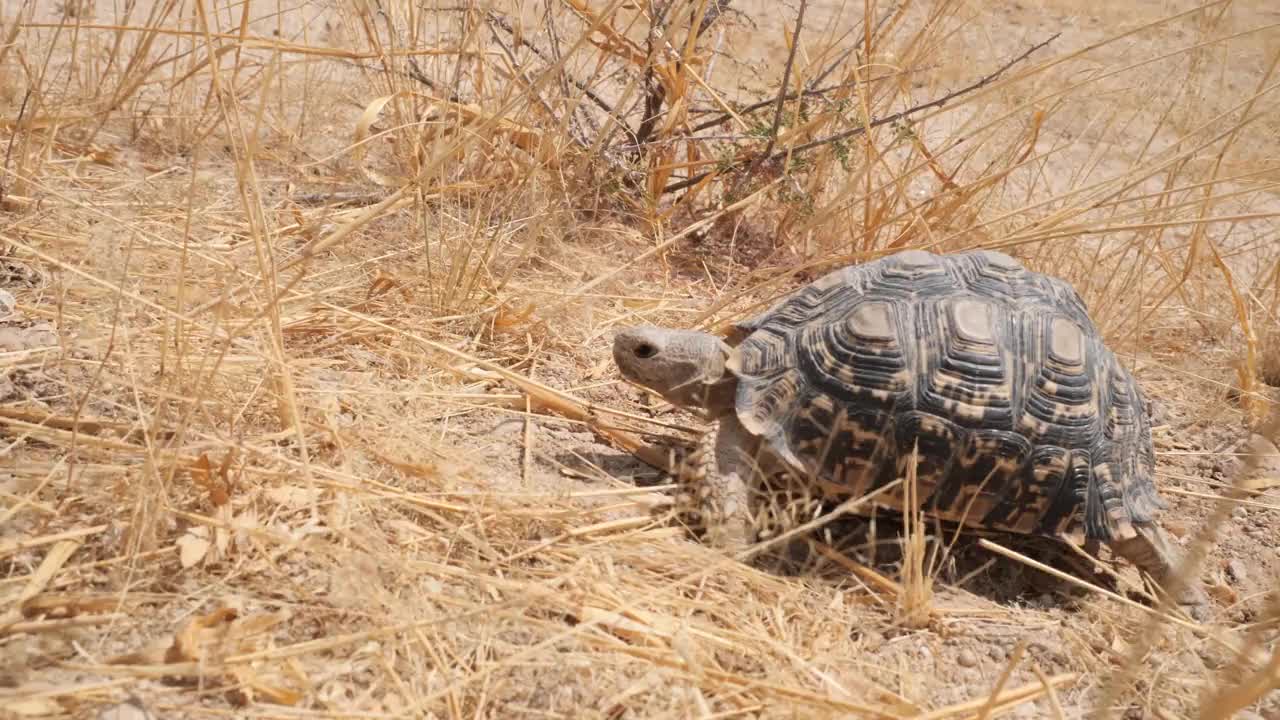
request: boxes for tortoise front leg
[675,415,759,555]
[1107,522,1211,621]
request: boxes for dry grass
[2,0,1280,717]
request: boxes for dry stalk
[895,443,933,630]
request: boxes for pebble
[956,648,979,668]
[1232,506,1248,520]
[1227,559,1249,584]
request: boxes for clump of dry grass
[2,0,1280,717]
[890,445,934,633]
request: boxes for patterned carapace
[727,249,1162,543]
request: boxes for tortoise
[612,248,1209,617]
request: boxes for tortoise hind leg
[1107,522,1211,621]
[675,415,758,555]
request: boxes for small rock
[989,645,1007,662]
[1212,457,1241,478]
[1028,639,1052,654]
[0,324,56,353]
[1241,434,1280,488]
[1227,559,1249,584]
[956,648,979,668]
[1232,506,1248,520]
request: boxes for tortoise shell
[725,248,1163,542]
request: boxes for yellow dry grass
[2,0,1279,718]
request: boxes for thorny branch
[632,0,734,151]
[632,1,674,152]
[404,6,630,138]
[759,0,807,161]
[484,10,626,131]
[685,5,898,135]
[662,31,1063,195]
[694,0,734,38]
[686,74,872,135]
[485,16,591,148]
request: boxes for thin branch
[632,0,737,151]
[412,5,631,138]
[484,16,589,149]
[0,89,31,210]
[682,5,892,134]
[484,10,625,126]
[543,0,601,140]
[759,0,808,160]
[791,32,1061,156]
[685,74,884,134]
[663,31,1062,194]
[632,1,675,150]
[694,0,733,38]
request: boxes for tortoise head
[612,325,739,416]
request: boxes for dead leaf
[177,527,211,568]
[104,606,299,703]
[352,91,411,187]
[227,665,304,706]
[188,453,232,507]
[265,485,323,509]
[167,606,240,664]
[493,301,536,331]
[1206,581,1238,606]
[90,147,117,167]
[22,593,120,619]
[166,606,287,665]
[364,271,411,303]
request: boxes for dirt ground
[3,0,1280,718]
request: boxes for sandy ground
[429,0,1280,713]
[2,0,1279,718]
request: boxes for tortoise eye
[634,343,658,359]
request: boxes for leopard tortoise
[612,248,1208,617]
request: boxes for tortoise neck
[697,374,740,419]
[663,372,738,420]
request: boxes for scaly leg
[675,415,758,555]
[1107,522,1211,621]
